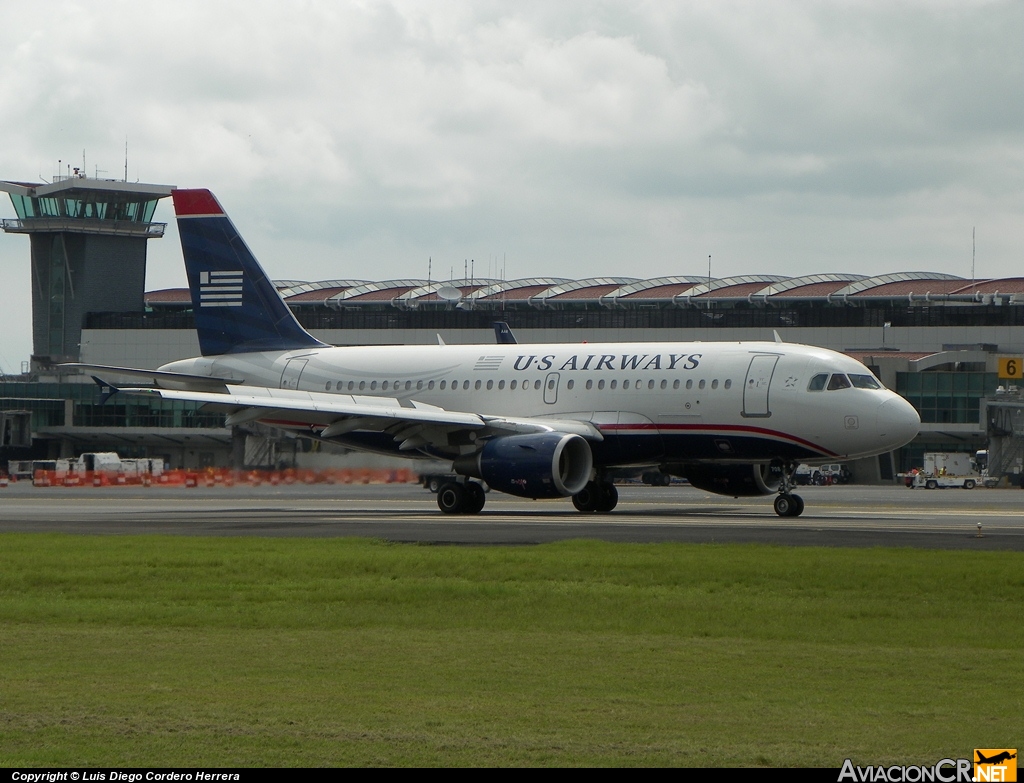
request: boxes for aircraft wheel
[437,482,466,514]
[463,482,486,514]
[790,494,804,517]
[572,481,602,513]
[597,482,618,512]
[774,493,794,517]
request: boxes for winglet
[773,330,783,344]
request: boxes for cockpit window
[808,373,828,391]
[849,373,882,390]
[827,373,852,390]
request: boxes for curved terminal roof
[750,273,867,300]
[532,277,639,303]
[468,278,571,302]
[396,279,501,304]
[143,270,1024,311]
[326,279,428,305]
[950,278,1024,295]
[833,272,963,298]
[672,275,787,303]
[281,280,369,304]
[603,276,709,304]
[145,288,192,306]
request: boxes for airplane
[976,752,1016,765]
[74,188,920,517]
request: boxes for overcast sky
[0,0,1021,371]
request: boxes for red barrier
[24,466,420,488]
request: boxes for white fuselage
[162,340,920,466]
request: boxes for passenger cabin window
[827,373,852,391]
[808,373,828,391]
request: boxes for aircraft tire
[791,494,804,516]
[572,481,603,513]
[437,482,466,514]
[597,482,618,512]
[463,482,486,514]
[774,494,794,517]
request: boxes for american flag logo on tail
[199,270,244,307]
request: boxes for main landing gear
[437,481,486,514]
[773,461,804,517]
[572,480,618,513]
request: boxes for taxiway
[1,483,1022,550]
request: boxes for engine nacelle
[453,433,593,499]
[668,463,782,497]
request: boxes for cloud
[0,0,1021,369]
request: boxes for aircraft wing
[122,384,602,450]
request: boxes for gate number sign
[998,357,1023,379]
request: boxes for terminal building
[2,175,1023,480]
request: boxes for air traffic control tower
[0,172,173,367]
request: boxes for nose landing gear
[773,461,804,517]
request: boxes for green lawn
[0,535,1019,766]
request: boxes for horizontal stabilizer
[60,363,237,389]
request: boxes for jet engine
[453,433,593,499]
[666,463,783,497]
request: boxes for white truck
[906,452,987,489]
[9,452,165,481]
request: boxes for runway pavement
[1,481,1022,550]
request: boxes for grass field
[0,534,1020,766]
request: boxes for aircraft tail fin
[91,376,121,405]
[493,321,518,344]
[172,189,326,356]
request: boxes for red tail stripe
[172,189,224,217]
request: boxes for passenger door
[743,354,779,418]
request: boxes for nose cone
[877,395,920,450]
